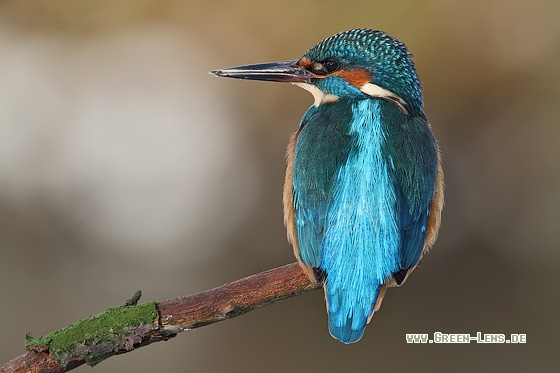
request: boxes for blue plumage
[293,98,435,343]
[321,100,401,343]
[211,28,444,344]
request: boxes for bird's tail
[326,285,382,344]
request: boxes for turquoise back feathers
[211,28,443,344]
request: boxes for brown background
[0,1,557,371]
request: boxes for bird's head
[212,28,423,115]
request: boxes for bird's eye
[324,59,340,73]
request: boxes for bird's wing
[387,114,439,272]
[294,200,327,268]
[291,105,351,270]
[397,188,431,270]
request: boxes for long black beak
[210,60,313,83]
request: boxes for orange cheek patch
[334,69,374,88]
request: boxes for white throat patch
[293,82,339,107]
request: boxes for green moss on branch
[25,298,158,367]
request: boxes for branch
[1,262,320,373]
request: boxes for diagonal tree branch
[1,262,321,373]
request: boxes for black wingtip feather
[313,267,327,283]
[393,269,408,285]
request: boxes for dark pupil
[324,59,339,73]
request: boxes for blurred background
[0,0,558,371]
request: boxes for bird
[211,28,443,344]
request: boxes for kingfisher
[212,28,443,344]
